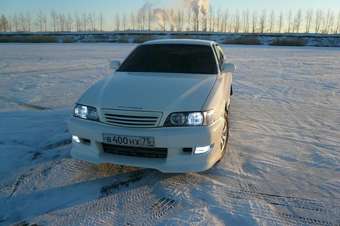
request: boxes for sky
[1,0,340,15]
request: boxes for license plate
[102,134,155,147]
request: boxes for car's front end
[69,105,225,173]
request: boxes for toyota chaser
[69,39,235,173]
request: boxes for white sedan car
[69,39,235,173]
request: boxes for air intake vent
[102,144,168,159]
[101,109,162,128]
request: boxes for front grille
[101,109,162,128]
[102,144,168,159]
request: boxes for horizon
[1,0,340,33]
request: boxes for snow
[0,43,340,225]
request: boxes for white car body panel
[79,72,217,113]
[69,39,234,173]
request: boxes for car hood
[79,72,217,112]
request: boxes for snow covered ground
[0,43,340,225]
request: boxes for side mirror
[110,60,121,70]
[222,63,236,73]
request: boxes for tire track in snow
[2,156,181,225]
[41,138,71,150]
[238,182,328,212]
[0,137,72,198]
[77,172,179,226]
[0,63,102,76]
[5,162,340,225]
[225,181,339,225]
[192,173,340,225]
[0,96,51,111]
[26,171,179,226]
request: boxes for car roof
[142,39,216,46]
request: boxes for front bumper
[68,117,224,173]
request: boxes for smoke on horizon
[138,0,210,30]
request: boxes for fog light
[72,135,80,143]
[194,144,213,154]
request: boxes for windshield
[117,44,218,74]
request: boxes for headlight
[74,104,99,121]
[164,110,215,127]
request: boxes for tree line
[1,8,340,34]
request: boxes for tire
[215,106,230,166]
[220,107,230,158]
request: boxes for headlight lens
[74,104,99,121]
[169,113,187,126]
[164,110,214,127]
[187,112,204,126]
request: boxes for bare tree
[148,6,152,31]
[0,14,9,32]
[167,9,176,31]
[259,10,266,33]
[122,13,127,31]
[278,11,284,33]
[7,15,12,32]
[12,14,19,31]
[0,15,3,32]
[137,12,143,30]
[242,10,250,33]
[315,9,323,33]
[269,10,275,33]
[114,13,120,31]
[25,13,32,31]
[18,13,26,31]
[287,10,293,33]
[50,10,58,32]
[293,9,302,33]
[89,13,97,31]
[175,9,183,31]
[129,12,136,31]
[66,14,73,31]
[208,5,214,32]
[336,11,340,34]
[233,10,241,33]
[82,13,88,31]
[186,8,192,31]
[222,9,230,32]
[193,7,199,31]
[42,13,48,31]
[35,10,45,32]
[98,13,104,31]
[305,9,313,33]
[74,13,81,31]
[323,9,334,33]
[138,3,151,31]
[252,11,258,33]
[59,13,66,31]
[215,8,221,32]
[180,10,185,31]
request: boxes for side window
[213,45,223,71]
[217,46,225,66]
[211,45,219,67]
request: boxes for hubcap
[220,113,228,151]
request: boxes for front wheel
[220,107,230,159]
